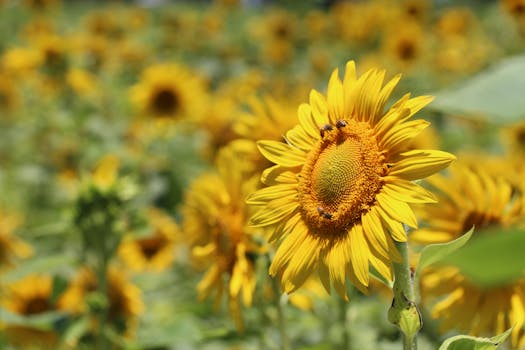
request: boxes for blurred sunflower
[181,147,263,331]
[118,208,179,273]
[411,163,523,244]
[66,67,97,97]
[247,61,455,298]
[434,7,475,39]
[413,164,525,348]
[502,120,525,158]
[1,47,42,77]
[502,0,525,28]
[130,63,207,121]
[1,275,61,349]
[0,73,20,112]
[382,20,426,70]
[231,96,300,175]
[0,210,32,269]
[59,266,144,335]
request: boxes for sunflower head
[182,146,262,331]
[1,274,60,349]
[0,211,32,269]
[118,207,179,273]
[59,267,144,335]
[248,61,455,298]
[411,162,524,244]
[130,63,207,121]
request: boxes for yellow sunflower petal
[281,234,320,293]
[261,165,298,185]
[381,180,437,204]
[389,150,456,181]
[286,124,316,151]
[309,89,329,126]
[246,184,297,205]
[376,192,418,229]
[349,225,370,287]
[250,197,298,227]
[257,140,306,167]
[327,68,344,122]
[298,103,320,139]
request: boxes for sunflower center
[398,40,416,60]
[138,234,165,259]
[312,138,361,207]
[23,296,51,315]
[152,88,179,115]
[298,120,386,235]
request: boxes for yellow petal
[376,192,418,229]
[389,150,456,181]
[250,197,298,227]
[327,68,344,122]
[257,140,306,167]
[349,225,370,287]
[246,184,297,205]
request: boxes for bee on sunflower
[247,61,455,299]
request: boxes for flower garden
[1,0,525,349]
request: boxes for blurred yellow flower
[59,266,144,335]
[0,73,21,112]
[91,154,120,191]
[182,147,262,331]
[119,208,179,273]
[0,211,32,269]
[248,61,455,298]
[1,275,60,349]
[130,63,207,121]
[66,67,97,96]
[414,163,525,349]
[1,47,42,76]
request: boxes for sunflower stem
[339,296,350,350]
[271,277,290,350]
[389,237,421,350]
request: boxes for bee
[336,120,347,128]
[319,124,333,138]
[317,206,333,220]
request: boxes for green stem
[96,234,109,350]
[271,278,290,350]
[390,239,421,350]
[339,297,350,350]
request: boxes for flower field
[1,0,525,349]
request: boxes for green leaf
[438,327,512,350]
[441,227,525,287]
[0,307,67,331]
[431,55,525,124]
[2,254,76,283]
[415,227,474,279]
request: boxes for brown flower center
[23,296,51,315]
[137,233,167,259]
[298,119,386,236]
[152,88,180,116]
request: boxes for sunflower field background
[1,0,525,349]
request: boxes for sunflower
[231,96,300,175]
[1,275,60,349]
[59,266,144,336]
[412,163,525,348]
[118,207,179,273]
[0,72,20,112]
[382,20,426,70]
[130,63,207,121]
[247,61,455,299]
[411,163,523,244]
[181,147,262,331]
[0,210,32,269]
[502,120,525,158]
